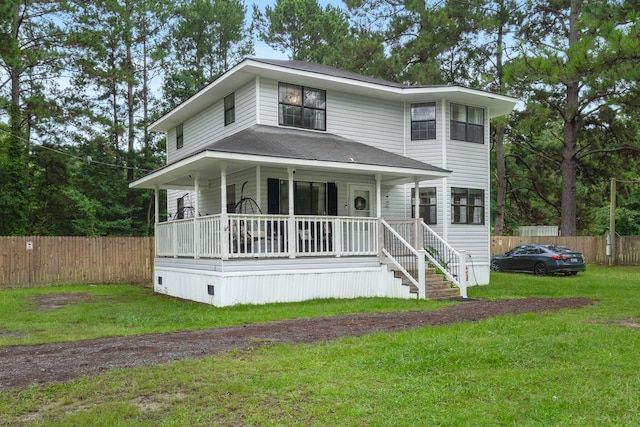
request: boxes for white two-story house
[130,58,516,307]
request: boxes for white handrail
[420,222,467,298]
[381,219,425,299]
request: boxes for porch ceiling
[130,125,450,190]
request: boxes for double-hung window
[176,123,184,149]
[450,104,484,143]
[224,93,235,126]
[451,188,485,224]
[411,103,436,140]
[278,83,326,131]
[411,187,437,224]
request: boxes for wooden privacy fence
[491,235,640,266]
[2,235,639,288]
[0,236,153,288]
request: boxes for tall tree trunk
[561,90,579,236]
[127,45,135,183]
[560,0,580,236]
[143,37,149,152]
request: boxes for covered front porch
[154,212,468,300]
[131,125,467,305]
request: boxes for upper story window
[450,104,484,143]
[451,187,484,224]
[224,93,235,126]
[176,123,184,149]
[411,103,436,140]
[278,83,326,131]
[411,186,437,224]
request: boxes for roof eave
[129,151,450,190]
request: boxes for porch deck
[154,214,468,302]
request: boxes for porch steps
[389,266,460,300]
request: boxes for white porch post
[414,178,421,249]
[220,163,229,260]
[154,185,159,261]
[375,174,382,218]
[288,167,296,258]
[255,165,261,208]
[193,172,200,259]
[154,185,159,225]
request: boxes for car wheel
[534,263,548,276]
[569,271,578,276]
[490,260,502,272]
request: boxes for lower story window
[267,178,337,215]
[451,188,484,224]
[411,187,437,224]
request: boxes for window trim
[450,104,484,144]
[224,93,235,126]
[176,123,184,150]
[451,187,485,225]
[411,186,437,224]
[410,103,436,140]
[278,82,326,131]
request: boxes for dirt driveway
[0,297,592,390]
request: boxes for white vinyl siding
[328,91,404,155]
[166,81,257,163]
[258,78,405,156]
[444,103,490,263]
[405,100,444,168]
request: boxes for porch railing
[420,222,467,298]
[155,214,378,259]
[381,219,426,299]
[385,219,467,298]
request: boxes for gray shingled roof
[250,58,444,90]
[204,124,449,173]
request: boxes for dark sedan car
[491,244,586,276]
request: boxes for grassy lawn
[2,265,640,426]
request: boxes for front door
[349,184,374,217]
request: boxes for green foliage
[163,0,253,109]
[504,0,640,235]
[254,0,357,68]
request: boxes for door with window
[349,184,374,217]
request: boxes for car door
[501,246,525,271]
[521,246,543,271]
[509,246,532,271]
